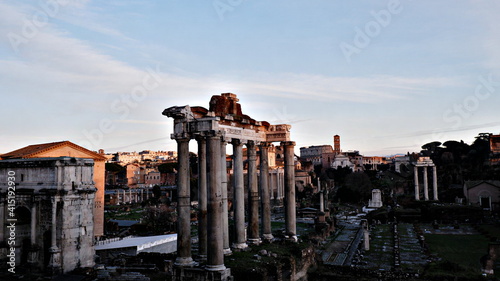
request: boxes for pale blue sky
[1,1,499,156]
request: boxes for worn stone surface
[0,157,95,273]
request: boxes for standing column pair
[197,133,229,270]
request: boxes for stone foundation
[173,267,232,281]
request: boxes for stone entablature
[164,94,291,144]
[415,156,435,167]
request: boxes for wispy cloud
[375,122,500,139]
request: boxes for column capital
[259,142,272,148]
[194,134,206,142]
[172,133,191,140]
[231,138,243,146]
[174,136,191,143]
[281,141,296,147]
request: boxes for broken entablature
[163,93,291,143]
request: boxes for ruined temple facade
[163,93,297,281]
[413,157,439,201]
[0,157,95,274]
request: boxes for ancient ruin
[0,157,96,274]
[368,189,383,208]
[413,157,438,201]
[163,93,296,280]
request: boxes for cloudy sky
[1,0,499,156]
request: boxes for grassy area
[106,207,145,220]
[271,221,312,236]
[225,241,311,279]
[477,224,500,240]
[367,224,390,251]
[424,234,489,278]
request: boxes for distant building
[125,163,145,188]
[115,152,142,164]
[145,171,162,186]
[333,135,341,154]
[300,145,334,166]
[363,156,387,171]
[490,134,500,165]
[464,180,500,211]
[330,153,356,170]
[0,141,106,237]
[114,151,178,164]
[0,157,95,273]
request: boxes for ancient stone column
[282,141,297,242]
[270,172,275,200]
[174,138,195,267]
[432,166,438,201]
[197,136,208,259]
[363,222,370,251]
[320,190,324,213]
[48,196,61,274]
[206,134,226,271]
[28,201,38,266]
[423,167,429,201]
[232,139,248,250]
[413,166,420,201]
[276,170,281,201]
[220,140,231,255]
[260,142,273,242]
[280,170,285,202]
[247,141,260,245]
[30,203,37,245]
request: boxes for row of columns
[174,133,297,271]
[413,166,438,201]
